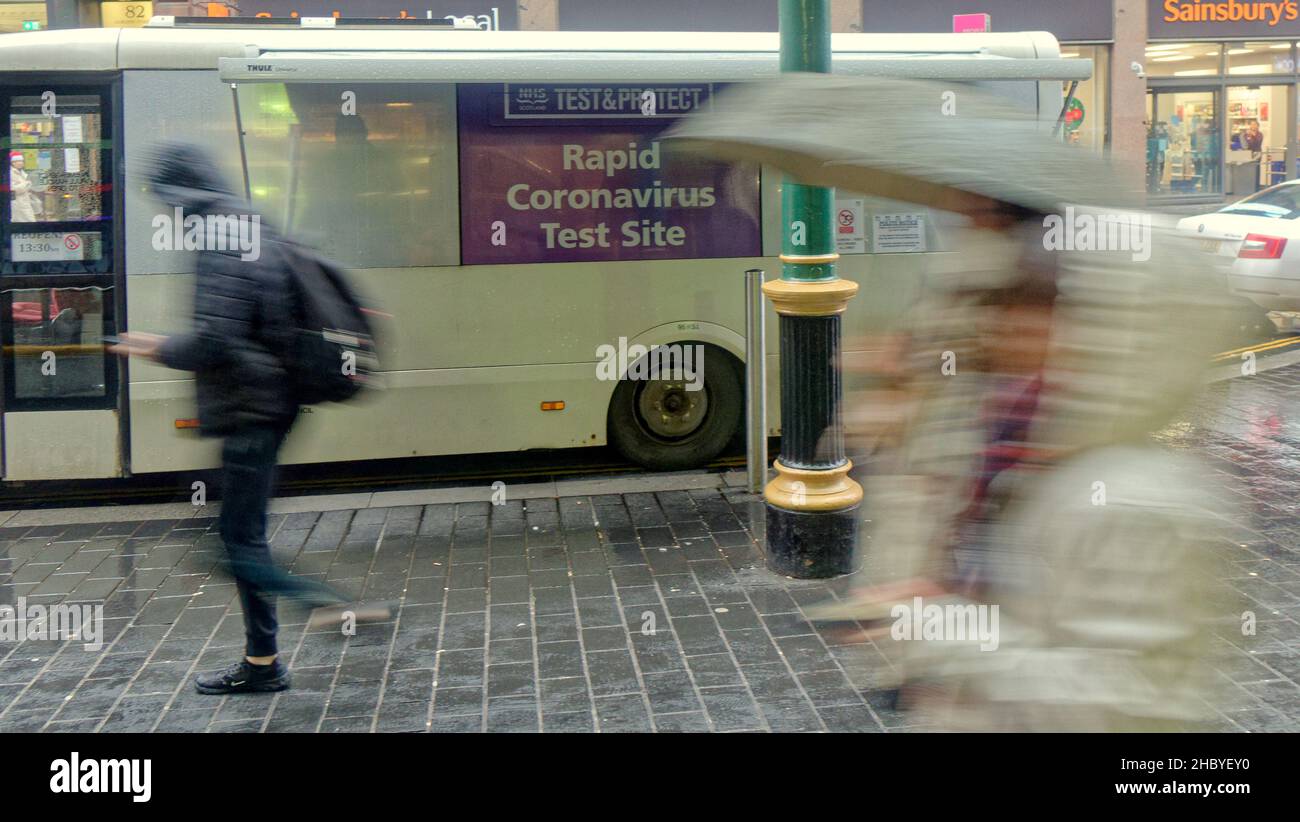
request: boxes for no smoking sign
[834,198,866,254]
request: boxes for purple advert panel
[457,83,762,265]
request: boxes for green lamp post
[762,0,862,577]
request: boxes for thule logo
[246,64,272,72]
[50,752,152,803]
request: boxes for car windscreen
[1220,185,1300,219]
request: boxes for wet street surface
[0,365,1298,732]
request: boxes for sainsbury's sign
[1153,0,1300,35]
[1163,0,1297,24]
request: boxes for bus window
[4,286,111,402]
[2,84,117,413]
[9,94,105,224]
[236,83,459,269]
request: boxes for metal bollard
[745,269,768,494]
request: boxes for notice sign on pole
[953,13,991,33]
[457,83,761,265]
[872,213,927,254]
[835,198,866,254]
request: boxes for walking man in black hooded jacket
[112,143,385,695]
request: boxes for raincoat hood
[145,141,236,215]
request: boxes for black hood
[145,142,236,214]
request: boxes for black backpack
[273,240,380,405]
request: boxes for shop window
[1228,85,1288,193]
[1147,43,1221,78]
[1147,89,1221,196]
[1228,42,1294,75]
[1059,45,1109,152]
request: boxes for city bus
[0,18,1088,481]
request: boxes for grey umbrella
[726,82,1240,722]
[666,73,1137,212]
[668,72,1237,451]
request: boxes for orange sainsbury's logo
[1163,0,1299,24]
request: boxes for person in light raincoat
[668,74,1241,731]
[9,150,42,222]
[832,199,1236,731]
[912,208,1235,731]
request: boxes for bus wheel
[607,344,743,471]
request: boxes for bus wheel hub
[640,381,707,439]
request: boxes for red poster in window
[1261,103,1269,120]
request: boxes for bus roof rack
[145,16,480,29]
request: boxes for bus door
[1,80,124,480]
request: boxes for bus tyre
[607,344,743,471]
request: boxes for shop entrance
[1146,82,1295,202]
[1146,87,1220,197]
[1225,84,1290,196]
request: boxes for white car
[1177,180,1300,311]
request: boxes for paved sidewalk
[1,474,904,733]
[1,363,1299,732]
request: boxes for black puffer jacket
[149,144,298,436]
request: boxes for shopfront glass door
[1226,84,1290,196]
[1147,88,1221,196]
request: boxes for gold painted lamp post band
[762,277,859,316]
[779,253,840,265]
[765,459,864,511]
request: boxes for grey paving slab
[268,493,374,515]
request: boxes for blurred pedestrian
[668,73,1240,729]
[111,142,387,695]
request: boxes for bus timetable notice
[457,83,762,265]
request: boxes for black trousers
[219,422,346,657]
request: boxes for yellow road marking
[1213,337,1300,361]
